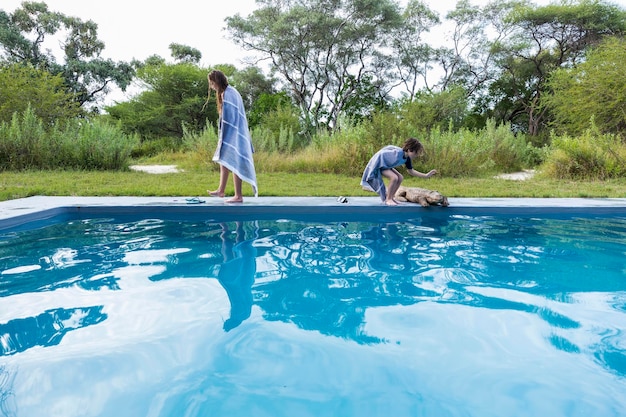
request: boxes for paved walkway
[129,165,182,174]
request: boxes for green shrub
[418,120,534,177]
[252,124,298,153]
[181,120,219,170]
[541,129,626,180]
[131,137,183,159]
[255,117,537,178]
[58,119,139,170]
[250,105,306,153]
[0,107,137,171]
[398,87,469,132]
[310,122,376,175]
[0,106,47,169]
[359,110,411,152]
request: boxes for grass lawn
[1,169,625,201]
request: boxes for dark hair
[209,70,229,90]
[206,70,229,114]
[402,137,424,155]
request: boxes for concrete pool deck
[1,196,626,229]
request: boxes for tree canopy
[226,0,406,130]
[105,60,278,139]
[106,62,210,140]
[489,0,626,135]
[0,1,134,111]
[545,36,626,136]
[0,62,81,124]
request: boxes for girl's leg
[382,168,403,205]
[226,174,244,203]
[209,165,230,197]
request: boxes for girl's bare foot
[225,197,243,204]
[385,200,398,206]
[208,190,225,197]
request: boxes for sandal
[185,197,206,204]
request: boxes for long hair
[204,70,229,114]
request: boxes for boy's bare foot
[385,200,398,206]
[225,197,243,204]
[208,190,225,197]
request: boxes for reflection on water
[0,306,106,356]
[216,222,256,331]
[0,213,625,416]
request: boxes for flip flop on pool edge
[185,197,206,204]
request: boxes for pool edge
[1,196,626,230]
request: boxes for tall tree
[106,61,209,139]
[545,36,626,136]
[169,43,202,64]
[106,59,276,140]
[437,0,521,97]
[390,0,439,99]
[0,63,81,124]
[491,0,626,135]
[225,0,403,131]
[228,65,277,112]
[0,1,134,111]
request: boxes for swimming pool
[1,197,625,417]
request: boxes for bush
[0,106,48,170]
[360,110,411,152]
[181,121,220,170]
[250,105,306,153]
[255,118,537,178]
[131,137,184,159]
[398,87,469,132]
[419,120,535,177]
[0,107,137,171]
[541,129,626,180]
[56,119,139,170]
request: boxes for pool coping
[1,196,626,229]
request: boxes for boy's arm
[407,168,438,178]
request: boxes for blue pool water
[0,208,625,417]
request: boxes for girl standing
[207,70,258,203]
